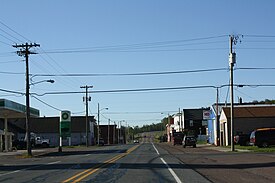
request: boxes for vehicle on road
[172,132,184,146]
[134,139,139,143]
[182,136,197,148]
[99,138,105,146]
[234,134,250,146]
[250,128,275,148]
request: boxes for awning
[0,99,40,118]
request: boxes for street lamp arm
[30,79,55,86]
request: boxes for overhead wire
[0,33,17,44]
[31,67,228,78]
[0,20,31,42]
[31,85,219,96]
[39,35,228,54]
[0,60,20,64]
[31,95,62,112]
[30,84,275,96]
[0,39,11,46]
[37,48,84,89]
[0,27,23,43]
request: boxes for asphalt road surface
[0,143,210,183]
[1,142,274,183]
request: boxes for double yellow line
[62,145,139,183]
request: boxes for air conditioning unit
[60,111,71,122]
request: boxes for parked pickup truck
[172,132,184,146]
[35,137,50,147]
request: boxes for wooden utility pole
[229,35,237,151]
[13,43,40,156]
[80,85,93,147]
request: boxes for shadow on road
[39,149,128,157]
[1,161,275,171]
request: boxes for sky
[1,0,275,127]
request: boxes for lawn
[235,145,275,152]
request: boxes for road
[0,142,274,183]
[0,143,210,183]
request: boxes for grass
[16,153,33,159]
[197,140,208,145]
[235,145,275,152]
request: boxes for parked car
[182,136,197,148]
[99,138,105,146]
[172,132,184,146]
[234,134,250,146]
[250,128,275,148]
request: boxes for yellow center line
[62,145,139,183]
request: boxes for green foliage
[130,122,165,134]
[251,99,275,104]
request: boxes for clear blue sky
[1,1,275,127]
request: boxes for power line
[0,88,24,95]
[104,111,176,115]
[243,35,275,38]
[31,68,228,78]
[0,39,11,46]
[0,71,25,75]
[30,84,275,96]
[29,67,275,78]
[32,95,62,112]
[0,20,31,42]
[0,60,20,64]
[236,67,275,71]
[39,47,227,54]
[0,27,23,43]
[31,85,219,96]
[0,33,15,44]
[1,67,274,77]
[38,35,228,54]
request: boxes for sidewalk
[197,144,251,152]
[0,145,107,157]
[0,148,52,157]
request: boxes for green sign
[60,111,71,138]
[60,121,71,138]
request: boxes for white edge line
[0,161,61,177]
[160,158,182,183]
[47,161,61,165]
[152,143,182,183]
[151,143,160,155]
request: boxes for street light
[30,79,55,86]
[28,79,54,156]
[97,103,108,145]
[118,120,125,144]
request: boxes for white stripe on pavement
[152,143,182,183]
[160,158,182,183]
[0,161,61,177]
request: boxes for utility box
[229,52,236,65]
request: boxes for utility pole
[108,118,110,145]
[113,121,116,144]
[97,103,100,145]
[216,87,220,146]
[80,85,93,147]
[229,35,237,151]
[13,43,40,156]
